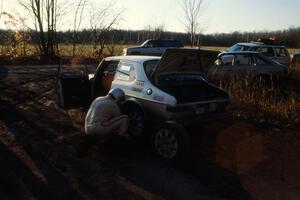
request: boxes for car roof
[146,39,180,42]
[219,51,260,56]
[104,55,160,63]
[236,42,287,48]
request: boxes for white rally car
[55,49,230,161]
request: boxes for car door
[93,60,120,97]
[274,47,290,65]
[233,54,253,78]
[213,54,235,80]
[55,57,92,109]
[252,54,275,76]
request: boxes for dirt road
[0,65,299,200]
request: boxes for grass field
[1,43,298,57]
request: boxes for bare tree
[181,0,205,47]
[89,1,122,58]
[137,24,165,44]
[18,0,67,56]
[0,0,3,20]
[72,0,87,56]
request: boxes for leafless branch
[89,0,123,57]
[181,0,206,47]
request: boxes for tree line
[2,0,299,58]
[1,26,300,49]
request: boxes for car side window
[153,41,159,47]
[234,55,251,65]
[253,55,271,65]
[257,47,275,57]
[116,62,136,82]
[220,55,234,66]
[103,61,118,72]
[144,59,160,79]
[275,47,288,57]
[144,41,154,48]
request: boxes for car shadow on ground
[0,98,84,200]
[0,66,9,79]
[89,118,254,200]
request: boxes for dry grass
[217,75,300,128]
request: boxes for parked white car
[55,49,230,161]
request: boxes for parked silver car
[55,49,230,161]
[227,41,291,66]
[208,51,288,86]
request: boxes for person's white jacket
[85,95,129,137]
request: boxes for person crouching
[85,88,129,138]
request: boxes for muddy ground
[0,64,299,200]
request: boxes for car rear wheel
[152,122,190,162]
[124,105,145,137]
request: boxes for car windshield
[141,40,150,47]
[227,44,251,52]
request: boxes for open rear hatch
[152,48,229,104]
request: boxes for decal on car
[153,95,164,102]
[135,80,145,87]
[121,65,131,71]
[117,73,130,81]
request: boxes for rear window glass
[116,63,136,82]
[143,59,160,78]
[275,47,288,57]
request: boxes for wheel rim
[129,111,144,136]
[154,129,178,159]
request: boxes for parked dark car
[208,51,288,85]
[123,39,184,56]
[227,41,291,66]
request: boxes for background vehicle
[291,51,300,67]
[55,49,230,161]
[123,39,183,56]
[227,41,291,66]
[208,51,288,86]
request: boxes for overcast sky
[3,0,300,33]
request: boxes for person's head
[108,88,125,103]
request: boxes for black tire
[124,105,145,137]
[151,122,190,162]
